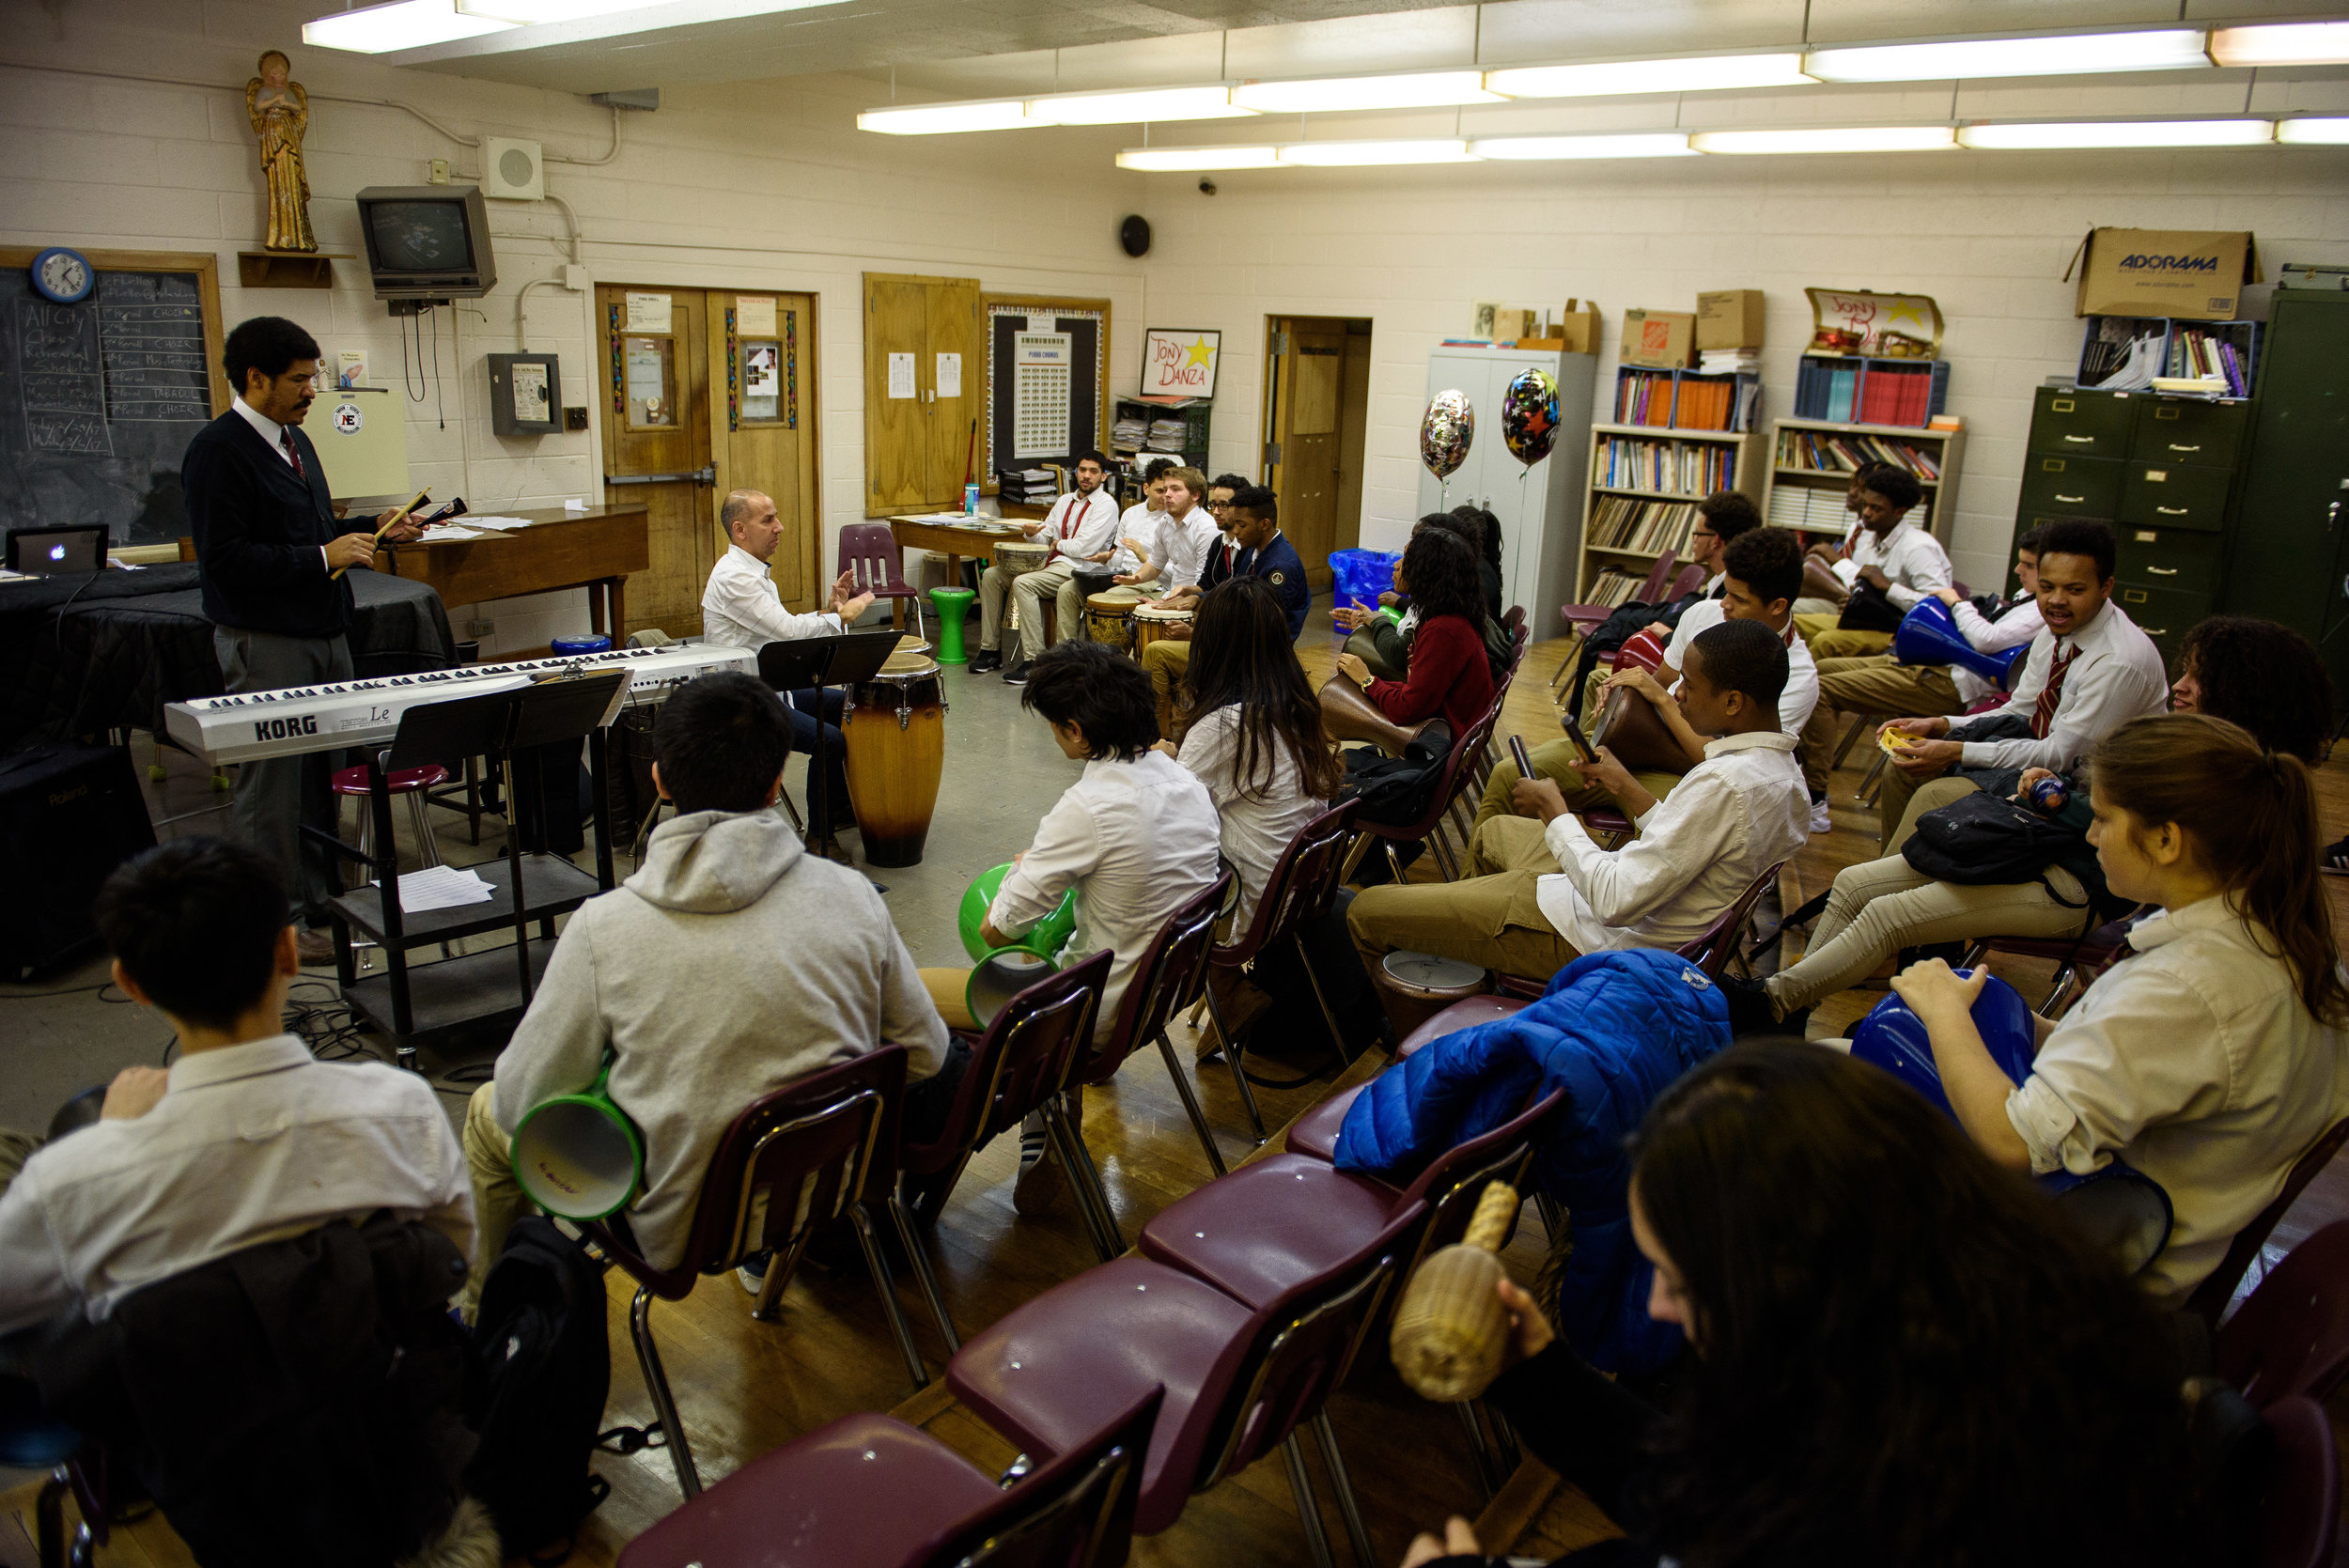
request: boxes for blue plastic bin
[1329,548,1400,613]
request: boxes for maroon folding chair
[1666,562,1708,599]
[2259,1395,2340,1568]
[616,1388,1162,1568]
[948,1203,1423,1568]
[2189,1118,2349,1327]
[2217,1220,2349,1408]
[1958,910,2146,1020]
[1202,802,1360,1145]
[1284,992,1530,1161]
[1343,700,1500,887]
[897,949,1113,1274]
[838,521,926,639]
[1559,551,1676,640]
[1675,861,1786,982]
[586,1046,949,1498]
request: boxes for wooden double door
[597,284,819,637]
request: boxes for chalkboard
[0,252,224,552]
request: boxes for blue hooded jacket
[1332,947,1729,1374]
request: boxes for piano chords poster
[983,298,1108,493]
[0,253,225,553]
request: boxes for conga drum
[1132,603,1193,657]
[1084,593,1136,652]
[992,540,1050,582]
[844,646,945,868]
[1376,951,1490,1044]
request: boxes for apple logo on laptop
[49,545,66,562]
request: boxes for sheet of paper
[935,352,961,399]
[379,864,497,912]
[459,517,534,530]
[419,525,490,541]
[508,362,550,424]
[736,295,777,336]
[744,342,780,397]
[887,352,916,399]
[337,349,369,389]
[626,291,672,333]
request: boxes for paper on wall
[936,352,961,399]
[626,291,672,333]
[887,352,917,399]
[337,349,369,389]
[736,295,777,336]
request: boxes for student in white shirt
[701,487,875,859]
[1104,464,1219,604]
[918,642,1221,1212]
[972,450,1120,676]
[1875,518,2169,855]
[1350,618,1808,1008]
[1793,467,1953,660]
[1890,712,2349,1303]
[0,838,470,1337]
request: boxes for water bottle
[963,483,980,517]
[2028,776,2069,813]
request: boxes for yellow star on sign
[1184,335,1215,371]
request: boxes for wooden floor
[11,624,2349,1568]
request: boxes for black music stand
[756,629,901,849]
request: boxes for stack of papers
[379,864,497,911]
[459,517,536,530]
[418,526,490,541]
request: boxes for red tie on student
[2031,645,2078,739]
[280,428,304,478]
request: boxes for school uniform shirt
[1538,730,1808,955]
[1204,529,1313,640]
[0,1034,472,1335]
[1150,507,1223,592]
[2005,896,2349,1302]
[1113,501,1165,577]
[990,750,1222,1041]
[1948,592,2046,706]
[1040,489,1122,567]
[1176,705,1331,932]
[1829,519,1953,610]
[701,543,841,648]
[1956,599,2169,775]
[1660,599,1819,738]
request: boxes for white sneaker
[1808,799,1833,834]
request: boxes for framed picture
[1141,327,1220,399]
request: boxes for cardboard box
[1620,308,1695,368]
[2074,227,2263,321]
[1554,299,1600,355]
[1696,289,1765,350]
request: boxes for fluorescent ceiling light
[303,0,514,52]
[857,100,1038,135]
[1960,118,2273,148]
[1691,125,1957,154]
[1116,145,1283,170]
[1028,86,1252,125]
[1277,138,1479,165]
[2278,116,2349,145]
[1485,53,1813,99]
[456,0,646,19]
[1235,71,1498,114]
[1470,132,1697,160]
[2211,22,2349,68]
[1805,28,2211,82]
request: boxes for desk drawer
[2030,388,2135,459]
[2120,463,2232,534]
[2112,582,2208,670]
[2133,398,2248,467]
[2116,525,2224,588]
[2018,454,2124,520]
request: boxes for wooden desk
[886,515,1038,582]
[373,503,650,638]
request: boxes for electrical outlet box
[428,159,449,184]
[560,263,590,292]
[488,352,561,436]
[564,406,589,431]
[468,618,495,638]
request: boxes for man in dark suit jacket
[181,317,419,956]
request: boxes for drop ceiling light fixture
[857,100,1038,135]
[1116,145,1283,170]
[2277,116,2349,144]
[455,0,649,19]
[1805,28,2211,83]
[1277,137,1479,165]
[1027,85,1253,125]
[1689,125,1958,154]
[1485,52,1813,99]
[2211,21,2349,67]
[1235,70,1499,114]
[1959,118,2274,149]
[1470,132,1698,159]
[303,0,514,52]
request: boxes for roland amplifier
[0,742,157,979]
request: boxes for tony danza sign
[1141,329,1221,398]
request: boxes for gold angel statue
[246,51,316,254]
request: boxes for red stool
[331,764,450,884]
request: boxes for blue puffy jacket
[1332,947,1729,1374]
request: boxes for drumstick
[329,488,429,581]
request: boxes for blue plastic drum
[1848,970,2037,1117]
[552,634,613,655]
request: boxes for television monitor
[353,185,497,301]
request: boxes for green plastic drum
[966,947,1060,1029]
[958,862,1077,963]
[510,1059,644,1221]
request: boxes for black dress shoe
[1719,972,1800,1037]
[969,649,1003,675]
[1003,661,1033,686]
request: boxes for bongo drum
[1084,593,1136,651]
[1071,563,1117,600]
[1132,603,1193,657]
[1376,950,1490,1044]
[844,647,945,868]
[992,540,1050,581]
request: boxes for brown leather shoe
[296,928,336,966]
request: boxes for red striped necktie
[280,428,304,477]
[2031,644,2078,739]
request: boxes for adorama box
[1696,289,1765,349]
[1620,308,1695,368]
[2074,228,2263,321]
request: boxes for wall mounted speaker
[482,137,545,202]
[1120,214,1151,257]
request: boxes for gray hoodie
[491,807,946,1270]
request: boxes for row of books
[1581,567,1651,611]
[1766,482,1860,535]
[1146,414,1192,449]
[2169,328,2251,396]
[1589,496,1700,554]
[1612,370,1759,431]
[1775,430,1941,480]
[1790,357,1945,428]
[1110,412,1149,448]
[1594,436,1735,496]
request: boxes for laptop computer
[6,525,109,577]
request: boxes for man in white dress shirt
[1081,464,1218,653]
[973,451,1120,676]
[702,488,874,859]
[1875,518,2169,854]
[1350,618,1808,1007]
[1794,467,1953,660]
[0,838,470,1337]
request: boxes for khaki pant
[1798,656,1966,793]
[1004,559,1088,662]
[1875,771,1982,857]
[459,1083,524,1318]
[1793,613,1893,661]
[919,966,979,1030]
[977,559,1029,653]
[1346,815,1583,995]
[1765,853,2094,1017]
[1141,637,1191,737]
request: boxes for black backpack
[1337,722,1454,828]
[1900,790,2089,906]
[465,1219,616,1560]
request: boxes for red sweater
[1366,613,1494,737]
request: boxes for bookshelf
[2077,316,2260,395]
[1761,416,1968,548]
[1792,355,1950,428]
[1574,423,1763,600]
[1612,366,1762,431]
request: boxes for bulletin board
[983,295,1110,494]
